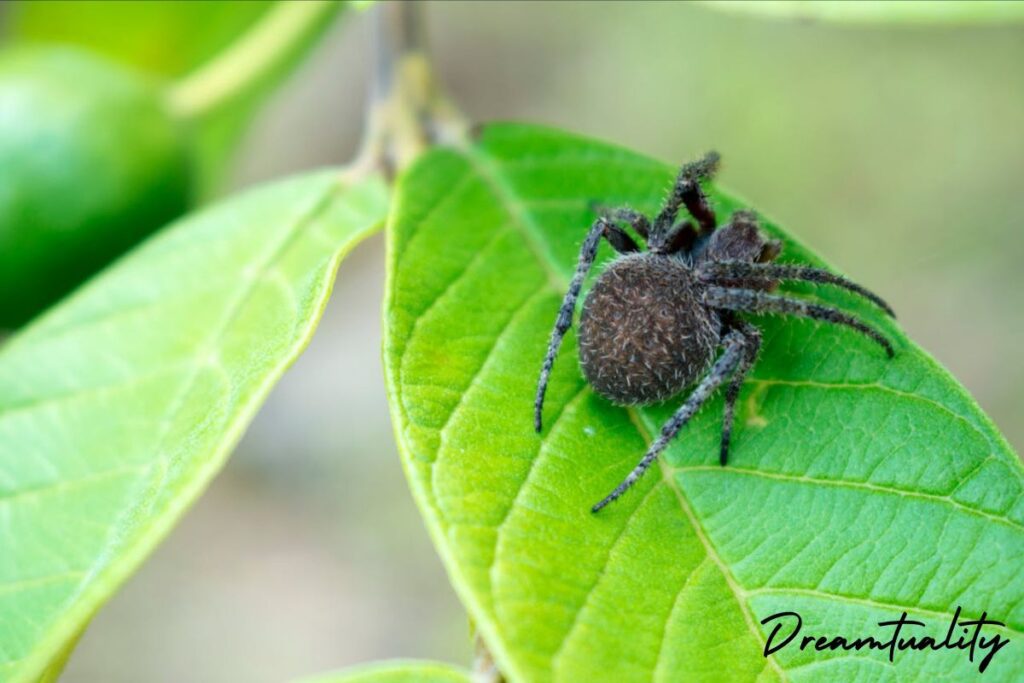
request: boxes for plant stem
[351,1,468,178]
[166,0,342,121]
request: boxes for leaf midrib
[639,412,789,681]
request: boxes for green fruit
[0,46,191,328]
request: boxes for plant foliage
[383,123,1023,681]
[0,170,388,682]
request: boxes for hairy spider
[533,152,896,513]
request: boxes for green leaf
[699,0,1024,24]
[297,660,471,683]
[9,1,345,196]
[383,124,1023,681]
[7,0,274,77]
[0,169,388,682]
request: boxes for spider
[533,152,896,513]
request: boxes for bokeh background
[4,2,1023,681]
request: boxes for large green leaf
[297,660,470,683]
[0,169,388,682]
[383,124,1023,681]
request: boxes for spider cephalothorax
[533,152,895,513]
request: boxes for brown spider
[533,153,895,513]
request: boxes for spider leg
[602,219,642,254]
[661,220,699,255]
[652,152,720,240]
[704,286,895,357]
[720,319,761,466]
[604,207,651,240]
[534,217,640,433]
[591,329,749,513]
[586,204,651,240]
[699,261,895,317]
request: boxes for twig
[350,1,468,179]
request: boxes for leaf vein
[675,465,1021,532]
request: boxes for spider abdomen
[578,253,720,406]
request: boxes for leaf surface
[383,123,1023,681]
[0,169,388,682]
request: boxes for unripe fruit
[0,46,192,328]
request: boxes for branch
[351,1,468,178]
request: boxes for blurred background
[2,2,1022,681]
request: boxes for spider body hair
[579,254,719,405]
